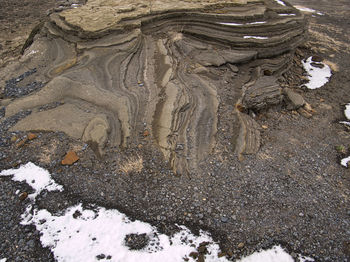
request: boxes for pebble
[221,216,229,223]
[61,151,79,165]
[238,242,245,248]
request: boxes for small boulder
[242,76,282,111]
[283,88,305,110]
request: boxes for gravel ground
[1,0,350,261]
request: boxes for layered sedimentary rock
[2,0,306,174]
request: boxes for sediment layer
[1,0,306,174]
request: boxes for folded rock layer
[3,0,306,174]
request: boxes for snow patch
[341,156,350,168]
[244,36,268,40]
[238,246,294,262]
[248,21,266,25]
[302,57,332,89]
[294,5,324,15]
[274,0,286,6]
[21,203,227,262]
[0,258,7,262]
[279,13,296,16]
[345,103,350,120]
[219,22,243,26]
[27,50,38,56]
[218,21,266,26]
[298,254,315,262]
[0,162,63,199]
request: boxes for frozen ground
[1,163,314,262]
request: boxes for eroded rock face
[1,0,306,174]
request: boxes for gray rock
[283,88,305,109]
[221,216,229,223]
[242,76,283,111]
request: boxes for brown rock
[28,132,38,140]
[11,136,18,142]
[15,138,28,148]
[312,55,323,62]
[61,151,79,165]
[238,242,245,249]
[298,108,313,118]
[304,103,316,113]
[143,130,150,137]
[189,252,198,259]
[197,254,205,262]
[19,192,28,201]
[310,62,324,69]
[218,252,226,258]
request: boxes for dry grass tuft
[119,154,143,174]
[39,138,59,164]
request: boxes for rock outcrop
[1,0,306,174]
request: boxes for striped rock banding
[3,0,306,174]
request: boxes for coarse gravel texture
[0,0,350,262]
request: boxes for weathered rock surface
[1,0,306,174]
[242,75,283,110]
[283,87,305,109]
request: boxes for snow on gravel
[344,103,350,120]
[21,203,227,262]
[340,103,350,167]
[1,163,314,262]
[341,156,350,168]
[0,162,63,199]
[302,57,332,89]
[239,246,293,262]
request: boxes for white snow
[244,36,269,40]
[218,21,265,26]
[345,103,350,120]
[0,162,63,199]
[298,254,315,262]
[294,5,324,15]
[339,104,350,127]
[274,0,286,6]
[21,203,228,262]
[302,57,332,89]
[238,246,294,262]
[248,21,266,25]
[279,13,296,16]
[2,163,315,262]
[340,121,350,126]
[219,22,243,26]
[341,156,350,168]
[27,50,38,56]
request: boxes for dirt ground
[0,0,349,261]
